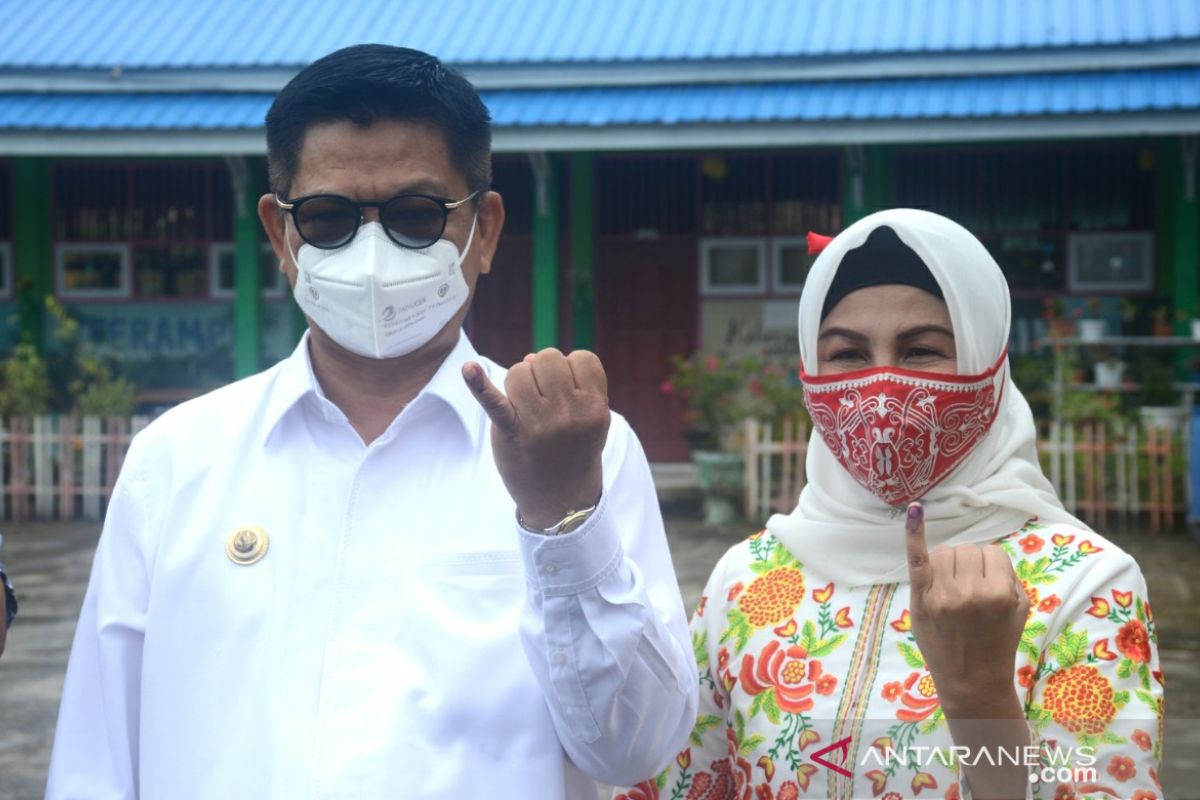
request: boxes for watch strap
[516,498,600,536]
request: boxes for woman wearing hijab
[616,210,1163,800]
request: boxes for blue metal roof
[1,0,1198,68]
[1,68,1196,130]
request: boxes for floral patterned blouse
[615,521,1164,800]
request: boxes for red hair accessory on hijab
[807,232,834,254]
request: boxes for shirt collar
[261,330,488,449]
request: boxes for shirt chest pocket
[413,549,526,636]
[404,550,543,743]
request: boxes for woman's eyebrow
[897,324,955,340]
[817,327,867,342]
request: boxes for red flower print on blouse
[1041,665,1117,735]
[881,680,903,702]
[775,782,799,800]
[728,582,745,602]
[1053,785,1077,800]
[686,760,736,800]
[615,780,660,800]
[1116,620,1152,663]
[944,782,961,800]
[739,640,817,714]
[1132,791,1158,800]
[1038,594,1062,613]
[1019,533,1044,553]
[1017,664,1036,689]
[1091,638,1118,661]
[1019,580,1039,620]
[1086,597,1110,618]
[1051,533,1075,546]
[834,607,854,628]
[1106,755,1137,782]
[1132,729,1153,751]
[895,671,940,722]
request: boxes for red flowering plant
[661,352,757,451]
[745,359,810,432]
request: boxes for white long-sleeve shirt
[47,331,697,799]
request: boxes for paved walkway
[1,520,1197,799]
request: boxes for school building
[1,0,1198,460]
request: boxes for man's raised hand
[464,348,610,529]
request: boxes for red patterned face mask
[799,350,1008,506]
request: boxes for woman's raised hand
[904,502,1029,712]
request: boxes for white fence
[742,416,808,524]
[743,416,1187,531]
[0,416,152,521]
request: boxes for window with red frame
[53,162,275,301]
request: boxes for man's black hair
[266,44,492,199]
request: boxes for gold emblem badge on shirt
[225,525,269,565]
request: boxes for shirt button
[543,562,559,576]
[552,651,568,666]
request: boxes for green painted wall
[12,158,53,347]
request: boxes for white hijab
[767,208,1088,587]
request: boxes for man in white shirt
[47,44,696,799]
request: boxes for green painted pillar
[1169,137,1199,334]
[842,145,891,225]
[1156,140,1178,300]
[228,157,262,378]
[12,158,52,347]
[530,153,560,350]
[569,152,595,351]
[865,146,892,215]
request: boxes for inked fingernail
[906,503,923,528]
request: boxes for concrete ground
[1,517,1197,800]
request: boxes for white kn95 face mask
[289,218,477,359]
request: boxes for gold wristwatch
[517,497,600,536]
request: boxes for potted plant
[1150,306,1174,338]
[1185,302,1200,341]
[746,360,809,431]
[661,352,751,451]
[1119,297,1140,335]
[662,352,753,522]
[1135,352,1184,433]
[1042,297,1074,340]
[1093,355,1126,389]
[1076,297,1106,342]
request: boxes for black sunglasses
[275,191,479,250]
